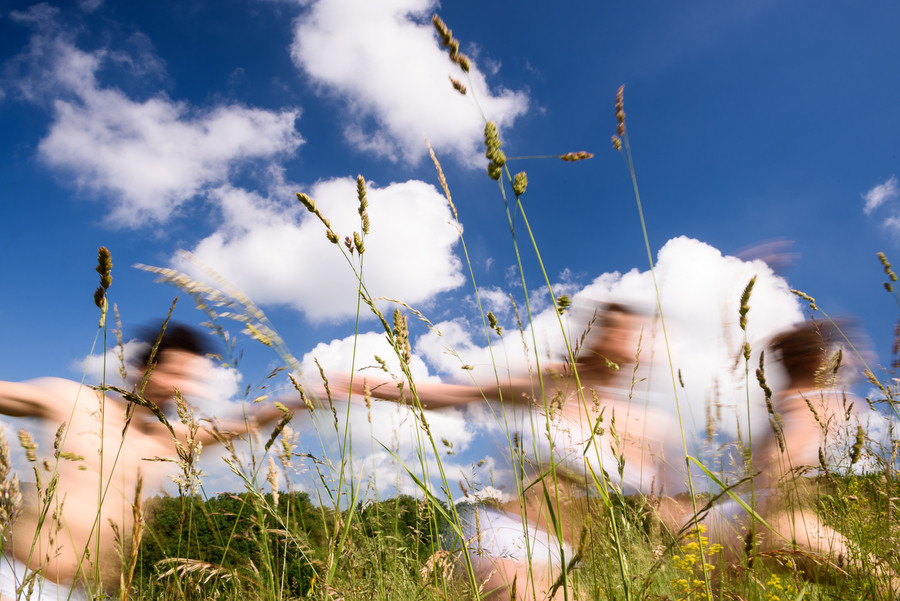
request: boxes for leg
[472,556,565,601]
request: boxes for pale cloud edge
[863,175,899,216]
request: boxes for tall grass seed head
[790,289,818,311]
[17,429,37,462]
[95,246,113,290]
[487,311,503,336]
[296,192,315,212]
[449,76,467,95]
[739,275,756,331]
[356,175,370,233]
[611,135,622,151]
[392,308,412,364]
[431,14,451,46]
[512,171,527,197]
[560,151,593,162]
[878,251,898,281]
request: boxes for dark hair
[131,321,212,369]
[769,321,842,385]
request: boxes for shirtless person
[0,322,297,600]
[333,303,672,600]
[662,321,897,591]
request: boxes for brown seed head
[17,430,37,462]
[560,151,594,162]
[432,15,451,45]
[611,135,622,151]
[449,76,467,95]
[456,53,471,73]
[95,247,113,290]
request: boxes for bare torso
[6,377,178,588]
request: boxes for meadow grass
[3,14,900,601]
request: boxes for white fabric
[458,505,572,567]
[0,554,87,601]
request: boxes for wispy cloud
[290,0,528,165]
[862,175,898,216]
[5,8,303,227]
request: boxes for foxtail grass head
[94,246,113,324]
[483,121,505,181]
[560,151,593,162]
[432,14,471,73]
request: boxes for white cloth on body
[0,554,88,601]
[457,505,573,567]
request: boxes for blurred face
[599,312,642,367]
[142,349,208,406]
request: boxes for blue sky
[2,0,900,498]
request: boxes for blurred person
[661,320,897,591]
[0,322,301,601]
[331,303,675,601]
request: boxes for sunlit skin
[0,348,296,598]
[657,324,899,593]
[330,306,673,601]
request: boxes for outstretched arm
[328,372,546,410]
[189,398,308,446]
[0,378,77,420]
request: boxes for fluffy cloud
[412,236,806,443]
[290,0,528,165]
[180,177,465,322]
[293,237,820,497]
[7,9,303,227]
[863,175,898,216]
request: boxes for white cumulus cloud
[413,236,806,442]
[290,0,528,165]
[179,176,465,322]
[7,11,303,227]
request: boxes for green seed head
[512,171,528,197]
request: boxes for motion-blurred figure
[333,303,672,601]
[662,320,896,590]
[0,323,297,600]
